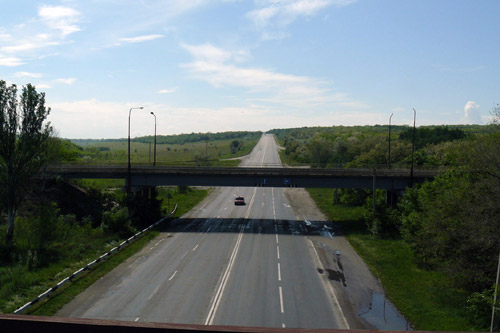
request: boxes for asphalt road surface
[58,134,387,330]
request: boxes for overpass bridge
[44,165,439,190]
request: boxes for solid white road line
[147,284,162,300]
[244,187,258,220]
[278,263,281,281]
[204,224,246,325]
[168,270,178,281]
[279,286,284,313]
[309,239,350,329]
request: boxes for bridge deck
[44,165,439,190]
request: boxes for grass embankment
[0,187,208,316]
[306,188,472,331]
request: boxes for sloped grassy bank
[306,188,474,331]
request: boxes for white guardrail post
[13,204,178,315]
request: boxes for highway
[58,134,383,329]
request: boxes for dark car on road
[234,196,245,205]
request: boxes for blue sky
[1,0,499,139]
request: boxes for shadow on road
[159,217,343,238]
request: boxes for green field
[71,137,259,167]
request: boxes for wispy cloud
[0,56,24,67]
[119,34,164,44]
[14,72,43,78]
[54,78,76,85]
[181,42,364,109]
[158,88,176,94]
[38,5,82,37]
[247,0,357,39]
[1,41,62,53]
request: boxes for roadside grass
[0,226,119,314]
[73,138,257,167]
[157,187,209,217]
[1,187,208,316]
[306,188,474,331]
[27,230,160,316]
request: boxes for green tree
[0,81,52,242]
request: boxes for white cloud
[37,84,52,89]
[247,0,357,39]
[2,41,62,53]
[14,72,43,78]
[180,42,365,110]
[0,56,24,67]
[55,78,76,85]
[158,88,176,94]
[119,34,164,44]
[38,5,82,37]
[464,101,481,124]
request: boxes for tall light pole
[128,106,144,193]
[388,113,393,169]
[410,108,416,188]
[150,112,157,167]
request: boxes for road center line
[279,286,284,313]
[276,233,279,244]
[168,270,178,281]
[135,317,139,322]
[180,250,189,260]
[278,262,281,281]
[205,223,246,325]
[244,187,258,220]
[277,246,280,260]
[147,284,162,300]
[192,244,199,252]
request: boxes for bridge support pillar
[386,189,400,207]
[126,186,161,228]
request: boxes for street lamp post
[128,106,144,193]
[388,113,393,169]
[410,108,416,187]
[150,112,157,167]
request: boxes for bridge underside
[128,173,418,190]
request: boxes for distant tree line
[71,131,262,146]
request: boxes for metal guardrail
[13,205,178,315]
